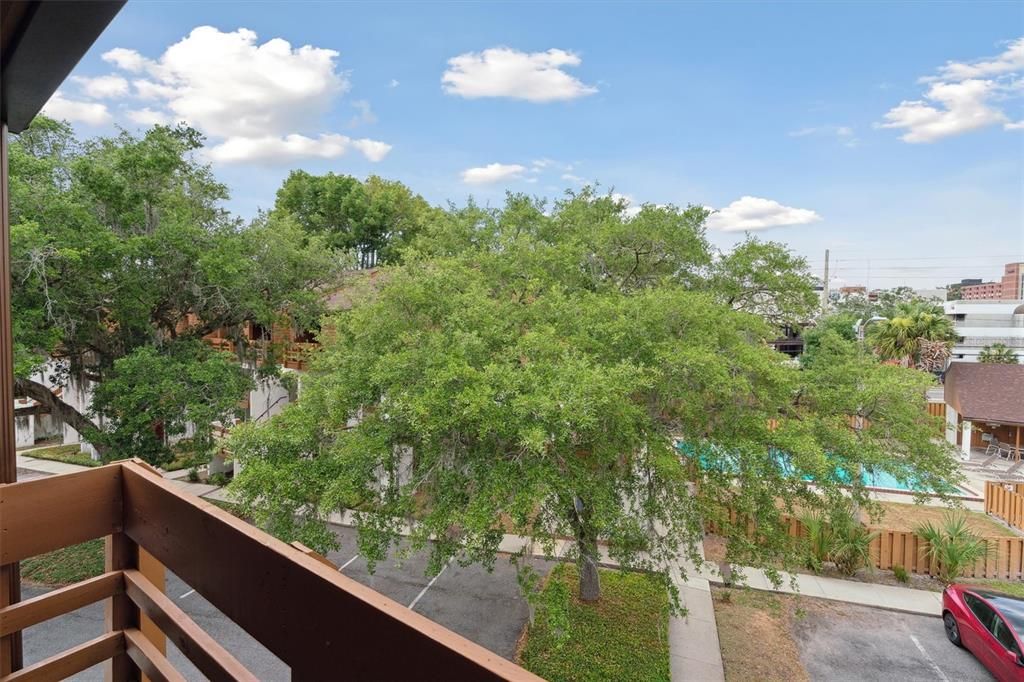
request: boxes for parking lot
[791,599,993,681]
[22,524,552,680]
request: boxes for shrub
[798,509,832,573]
[893,564,909,583]
[830,513,878,576]
[187,466,200,483]
[208,472,229,487]
[915,512,992,583]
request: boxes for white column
[945,405,959,446]
[960,420,973,460]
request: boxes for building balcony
[0,460,536,680]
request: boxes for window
[993,617,1021,654]
[966,593,996,631]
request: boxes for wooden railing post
[106,533,138,682]
[0,118,24,676]
[106,530,167,681]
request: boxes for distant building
[944,299,1024,362]
[839,286,866,297]
[913,288,947,302]
[946,278,983,301]
[960,262,1024,300]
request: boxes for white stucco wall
[249,375,292,423]
[14,414,34,448]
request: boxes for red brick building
[961,262,1024,300]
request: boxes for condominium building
[944,299,1024,362]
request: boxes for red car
[944,584,1024,681]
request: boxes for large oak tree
[10,118,343,463]
[230,190,960,605]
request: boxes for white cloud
[102,47,151,73]
[879,79,1008,143]
[562,172,586,184]
[350,138,392,162]
[880,37,1023,143]
[388,79,400,88]
[929,37,1024,82]
[41,91,112,125]
[132,79,178,100]
[72,74,129,99]
[706,196,822,232]
[126,108,172,126]
[348,100,377,127]
[442,47,597,102]
[207,133,391,164]
[460,163,527,184]
[1006,120,1024,130]
[99,26,390,163]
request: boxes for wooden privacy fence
[708,510,1024,580]
[870,529,1024,581]
[985,481,1024,533]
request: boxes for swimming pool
[677,441,968,496]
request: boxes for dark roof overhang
[1,1,125,132]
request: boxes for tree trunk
[12,377,108,455]
[573,496,601,603]
[578,545,601,603]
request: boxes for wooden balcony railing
[205,337,316,371]
[0,460,538,681]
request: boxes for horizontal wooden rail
[1,631,122,682]
[0,466,122,564]
[0,460,538,681]
[120,461,540,680]
[0,571,122,637]
[124,628,185,682]
[123,570,257,682]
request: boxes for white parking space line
[339,554,360,570]
[408,560,452,611]
[909,633,950,682]
[179,588,196,599]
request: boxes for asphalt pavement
[791,598,994,681]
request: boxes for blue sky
[43,1,1024,288]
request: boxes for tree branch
[12,377,108,455]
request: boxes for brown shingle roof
[945,362,1024,426]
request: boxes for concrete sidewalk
[702,564,943,617]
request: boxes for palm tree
[909,311,955,343]
[867,305,955,367]
[979,343,1020,364]
[867,316,917,365]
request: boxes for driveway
[791,599,993,681]
[22,524,551,680]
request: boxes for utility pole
[821,249,830,309]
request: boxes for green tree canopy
[10,118,344,462]
[231,191,959,605]
[273,170,437,267]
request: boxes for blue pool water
[678,442,963,495]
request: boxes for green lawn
[963,580,1024,598]
[24,444,100,467]
[22,539,105,586]
[518,564,670,682]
